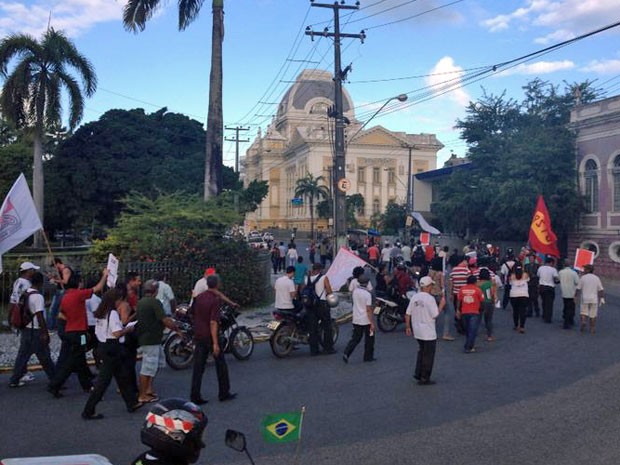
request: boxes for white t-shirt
[381,247,391,262]
[406,291,439,341]
[509,277,529,298]
[313,274,328,301]
[95,309,124,343]
[537,265,559,287]
[558,267,579,298]
[287,248,298,260]
[192,277,208,298]
[10,277,31,304]
[401,245,412,262]
[349,278,374,293]
[577,273,604,304]
[24,288,45,330]
[156,281,176,315]
[274,275,296,309]
[500,260,517,280]
[85,294,101,327]
[352,287,372,325]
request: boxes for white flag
[0,174,43,271]
[325,247,369,292]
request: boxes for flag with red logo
[528,195,560,258]
[0,174,43,272]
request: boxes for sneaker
[20,373,35,383]
[342,354,349,364]
[486,336,496,342]
[9,381,26,388]
[442,335,455,341]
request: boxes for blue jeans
[47,289,65,330]
[10,328,55,384]
[462,313,481,351]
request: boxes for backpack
[413,245,425,263]
[300,274,322,309]
[9,290,39,330]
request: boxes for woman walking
[82,288,143,420]
[509,264,530,334]
[477,268,497,341]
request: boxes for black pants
[527,286,540,316]
[344,324,374,361]
[190,338,230,401]
[502,284,512,309]
[511,297,528,328]
[562,298,576,328]
[540,286,556,323]
[50,331,93,392]
[415,339,436,382]
[123,332,139,393]
[308,303,334,354]
[83,341,138,415]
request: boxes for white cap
[419,276,435,287]
[19,261,40,271]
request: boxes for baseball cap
[205,267,216,276]
[419,276,434,287]
[20,261,40,271]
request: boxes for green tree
[380,201,407,235]
[0,28,96,246]
[346,193,365,228]
[295,173,329,240]
[0,122,31,200]
[124,0,225,201]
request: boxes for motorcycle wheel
[230,327,254,361]
[164,334,194,370]
[377,307,399,332]
[319,319,339,348]
[270,324,294,358]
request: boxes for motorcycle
[164,303,254,370]
[374,289,416,332]
[267,308,339,358]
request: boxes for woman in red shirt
[457,275,484,353]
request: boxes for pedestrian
[191,267,239,307]
[47,258,73,331]
[381,242,392,272]
[82,288,144,420]
[343,274,375,363]
[306,262,337,356]
[537,257,559,323]
[9,271,55,388]
[136,280,181,403]
[293,256,309,297]
[405,276,445,385]
[287,244,299,268]
[278,242,287,272]
[190,274,236,404]
[309,240,317,264]
[509,264,530,333]
[558,260,579,329]
[275,266,297,312]
[48,269,108,397]
[457,275,484,353]
[271,243,280,274]
[349,266,374,293]
[401,242,412,267]
[319,239,328,268]
[428,257,452,341]
[575,264,605,334]
[524,250,541,317]
[500,249,518,310]
[10,261,39,307]
[374,263,391,295]
[367,242,381,269]
[477,268,497,341]
[155,273,176,316]
[448,256,470,336]
[411,241,426,274]
[85,279,102,368]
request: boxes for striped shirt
[450,265,471,295]
[472,266,496,280]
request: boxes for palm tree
[124,0,224,201]
[0,28,96,247]
[295,173,329,240]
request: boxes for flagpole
[41,229,56,268]
[292,406,306,465]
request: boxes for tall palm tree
[0,28,96,247]
[295,173,329,240]
[123,0,224,201]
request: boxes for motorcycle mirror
[225,429,247,452]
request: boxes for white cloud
[497,60,575,76]
[0,0,125,38]
[425,56,470,107]
[581,59,620,74]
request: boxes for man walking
[306,263,336,356]
[190,274,236,404]
[448,256,470,336]
[457,275,484,353]
[405,276,445,385]
[575,265,605,334]
[343,274,375,363]
[558,260,579,329]
[537,257,559,323]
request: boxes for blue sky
[1,0,619,166]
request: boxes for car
[247,236,268,250]
[248,230,262,239]
[262,232,274,242]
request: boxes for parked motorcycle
[164,303,254,370]
[374,289,416,332]
[268,309,339,358]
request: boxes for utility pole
[225,126,250,173]
[306,1,365,250]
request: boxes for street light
[348,93,408,142]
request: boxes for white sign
[325,247,369,291]
[106,253,119,288]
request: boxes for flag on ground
[325,247,369,291]
[261,411,302,443]
[528,195,560,258]
[0,174,43,273]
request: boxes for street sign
[337,178,351,192]
[291,197,303,206]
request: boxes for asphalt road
[2,288,620,465]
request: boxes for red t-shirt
[368,246,380,260]
[458,284,484,314]
[61,288,93,332]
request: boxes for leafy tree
[379,201,407,235]
[123,0,225,201]
[0,28,96,246]
[346,193,365,228]
[295,173,329,240]
[435,79,601,246]
[0,128,32,199]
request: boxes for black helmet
[141,398,208,463]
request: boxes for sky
[1,0,619,167]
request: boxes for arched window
[584,159,598,213]
[613,155,620,212]
[372,198,380,215]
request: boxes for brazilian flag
[261,412,303,443]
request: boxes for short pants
[580,302,598,318]
[139,344,165,376]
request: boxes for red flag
[528,195,560,257]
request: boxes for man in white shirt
[155,274,176,316]
[274,266,297,312]
[405,276,445,385]
[191,268,238,308]
[537,257,559,323]
[306,263,336,356]
[401,243,412,266]
[10,261,39,304]
[343,274,375,363]
[381,243,392,270]
[558,260,579,329]
[9,272,55,388]
[575,264,605,334]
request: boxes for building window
[373,198,380,215]
[358,166,366,184]
[584,159,598,213]
[387,168,396,185]
[613,155,620,212]
[373,167,381,184]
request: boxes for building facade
[242,69,443,234]
[569,94,620,278]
